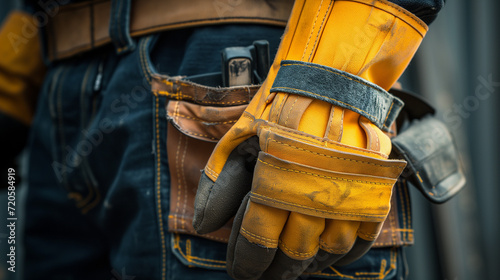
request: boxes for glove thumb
[193,136,259,234]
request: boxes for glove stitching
[240,227,278,247]
[267,121,389,158]
[204,165,218,179]
[257,158,395,184]
[274,94,287,124]
[251,192,386,219]
[357,230,379,241]
[319,238,351,254]
[301,0,324,60]
[283,95,299,126]
[241,112,392,159]
[279,239,318,258]
[382,102,395,129]
[270,139,403,170]
[307,0,333,62]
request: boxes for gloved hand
[193,0,427,279]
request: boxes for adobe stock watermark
[442,74,500,131]
[8,0,69,53]
[51,78,150,183]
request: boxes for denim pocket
[171,232,404,280]
[46,56,108,214]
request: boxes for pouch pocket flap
[167,101,247,142]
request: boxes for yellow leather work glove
[193,0,427,279]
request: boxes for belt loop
[109,0,135,55]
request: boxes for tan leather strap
[45,0,293,61]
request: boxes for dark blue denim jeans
[24,24,409,280]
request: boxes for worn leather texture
[45,0,294,61]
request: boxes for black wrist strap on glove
[390,89,466,203]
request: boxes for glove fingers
[228,200,289,279]
[193,137,259,234]
[260,213,324,279]
[335,222,383,266]
[279,212,324,261]
[260,250,315,280]
[228,194,276,280]
[305,220,360,273]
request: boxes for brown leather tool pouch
[156,75,259,242]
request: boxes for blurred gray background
[1,0,498,279]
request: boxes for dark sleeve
[0,11,46,187]
[387,0,445,25]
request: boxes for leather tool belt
[152,74,414,248]
[45,0,293,61]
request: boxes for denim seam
[81,161,101,214]
[403,179,412,242]
[139,36,153,84]
[396,181,407,242]
[153,91,167,280]
[47,67,62,182]
[308,248,397,279]
[56,68,70,191]
[173,234,227,268]
[116,0,125,47]
[76,62,94,211]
